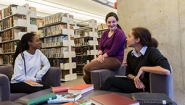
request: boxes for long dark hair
[132,27,158,48]
[105,12,122,30]
[12,33,35,68]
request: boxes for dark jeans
[100,76,145,93]
[10,81,50,94]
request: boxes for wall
[117,0,185,90]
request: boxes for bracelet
[132,76,135,80]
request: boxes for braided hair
[12,33,35,68]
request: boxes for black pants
[10,82,50,94]
[100,76,145,93]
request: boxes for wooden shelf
[0,39,20,44]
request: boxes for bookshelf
[37,13,77,81]
[74,19,98,75]
[0,4,38,65]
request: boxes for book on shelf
[2,41,18,53]
[132,93,173,105]
[90,93,139,105]
[43,13,71,26]
[97,23,108,30]
[43,24,67,36]
[52,86,74,93]
[47,93,82,104]
[0,4,18,19]
[24,80,43,87]
[68,84,94,94]
[28,93,56,105]
[0,55,3,65]
[36,18,44,27]
[2,55,13,65]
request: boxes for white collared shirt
[131,46,148,57]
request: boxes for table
[14,89,177,105]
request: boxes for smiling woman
[10,33,51,94]
[100,27,171,93]
[83,12,127,84]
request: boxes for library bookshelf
[74,19,98,75]
[37,13,77,81]
[0,4,38,65]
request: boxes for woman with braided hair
[11,33,51,94]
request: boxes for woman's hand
[97,55,104,63]
[134,77,145,91]
[134,67,146,91]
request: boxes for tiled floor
[62,76,185,105]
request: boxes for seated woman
[100,27,171,93]
[10,33,51,94]
[83,12,126,84]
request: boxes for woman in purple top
[83,12,127,84]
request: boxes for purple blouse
[98,28,126,62]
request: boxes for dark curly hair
[132,27,158,48]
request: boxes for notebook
[132,93,173,105]
[24,80,43,87]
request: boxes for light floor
[62,76,185,105]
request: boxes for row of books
[41,41,75,48]
[37,26,74,38]
[0,15,26,31]
[43,24,67,36]
[97,23,108,30]
[36,18,44,28]
[0,4,21,19]
[41,36,75,47]
[1,42,18,53]
[0,28,26,42]
[0,4,37,20]
[75,56,94,65]
[74,37,98,46]
[1,54,13,65]
[48,58,70,68]
[75,47,96,55]
[40,47,75,58]
[75,29,93,36]
[43,13,68,26]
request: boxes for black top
[126,47,171,91]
